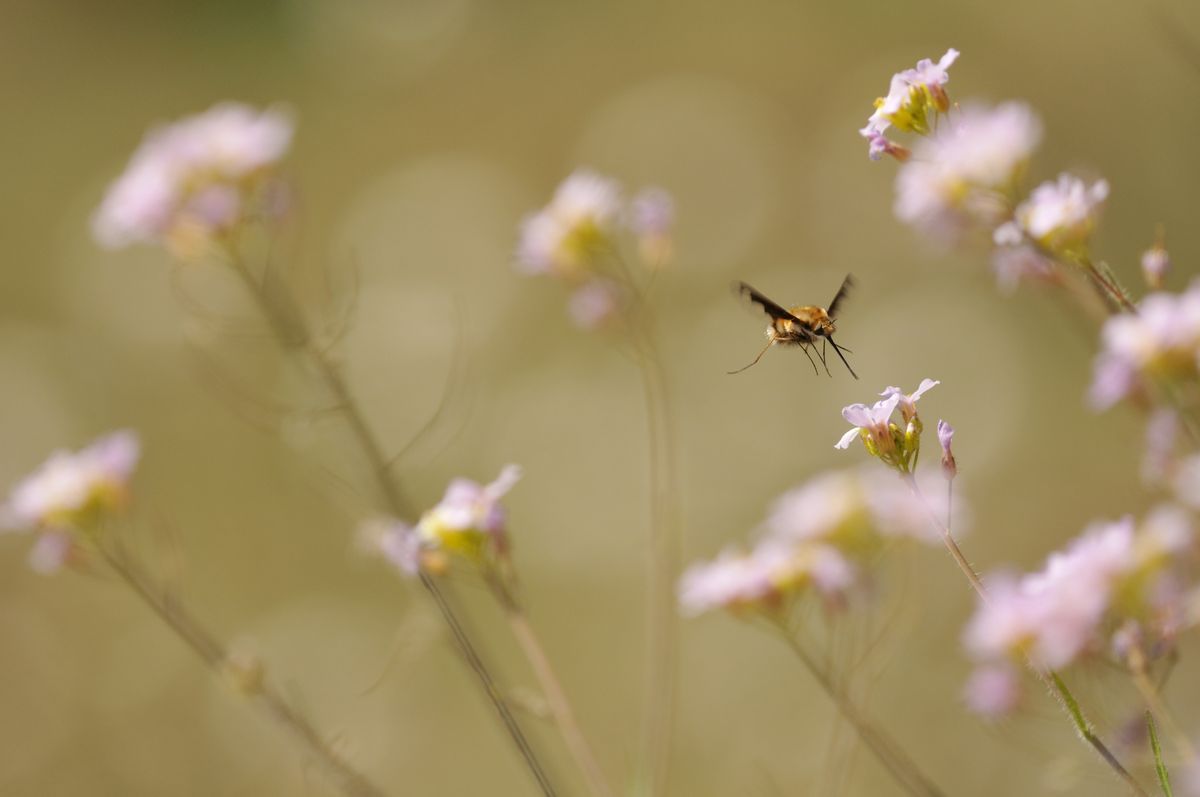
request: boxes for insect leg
[817,338,832,377]
[797,341,820,376]
[827,336,859,380]
[727,339,775,374]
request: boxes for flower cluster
[365,465,522,577]
[1089,280,1200,410]
[962,508,1197,717]
[835,379,938,472]
[93,103,293,256]
[863,50,1117,295]
[859,48,960,161]
[1,431,140,573]
[678,467,941,617]
[516,170,675,330]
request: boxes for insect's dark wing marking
[827,274,855,319]
[733,281,802,323]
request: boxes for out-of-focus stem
[224,251,557,796]
[627,316,680,797]
[902,473,1149,796]
[1129,647,1197,763]
[773,624,946,797]
[488,576,614,797]
[99,544,388,797]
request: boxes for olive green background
[1,0,1197,794]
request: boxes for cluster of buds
[678,467,945,617]
[364,465,522,579]
[0,431,140,573]
[515,170,675,330]
[93,103,293,258]
[834,379,940,473]
[962,508,1197,717]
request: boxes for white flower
[894,103,1042,243]
[516,170,622,277]
[93,103,293,250]
[860,48,959,151]
[1014,173,1108,251]
[3,431,140,530]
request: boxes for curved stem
[488,575,614,797]
[772,622,946,797]
[100,544,388,797]
[902,473,1149,796]
[223,251,557,796]
[1129,646,1197,763]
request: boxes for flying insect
[729,275,858,379]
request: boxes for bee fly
[729,275,859,379]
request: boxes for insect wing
[827,274,855,320]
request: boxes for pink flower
[835,393,901,452]
[860,48,959,152]
[2,430,141,574]
[1014,174,1108,252]
[880,378,938,423]
[678,548,777,616]
[1089,281,1200,409]
[93,103,293,250]
[894,103,1042,243]
[516,170,622,277]
[963,665,1021,718]
[630,187,675,266]
[3,430,140,531]
[567,280,620,330]
[415,465,522,560]
[1142,245,1170,290]
[937,419,957,479]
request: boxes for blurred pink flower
[678,548,776,616]
[963,665,1020,719]
[516,170,622,277]
[567,280,620,330]
[1142,245,1170,290]
[989,226,1056,293]
[630,187,675,265]
[2,430,140,575]
[1089,282,1200,409]
[416,465,522,560]
[894,102,1041,242]
[1014,173,1108,252]
[93,103,293,250]
[3,430,139,531]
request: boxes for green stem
[223,250,557,797]
[1147,711,1174,797]
[100,544,388,797]
[774,624,946,797]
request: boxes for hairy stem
[903,473,1149,796]
[1147,711,1175,797]
[224,250,557,796]
[100,544,388,797]
[774,623,946,797]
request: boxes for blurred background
[2,0,1199,794]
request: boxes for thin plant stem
[222,248,558,796]
[770,619,946,797]
[99,543,388,797]
[488,574,614,797]
[902,473,1150,796]
[627,314,681,796]
[1129,647,1197,763]
[1147,710,1175,797]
